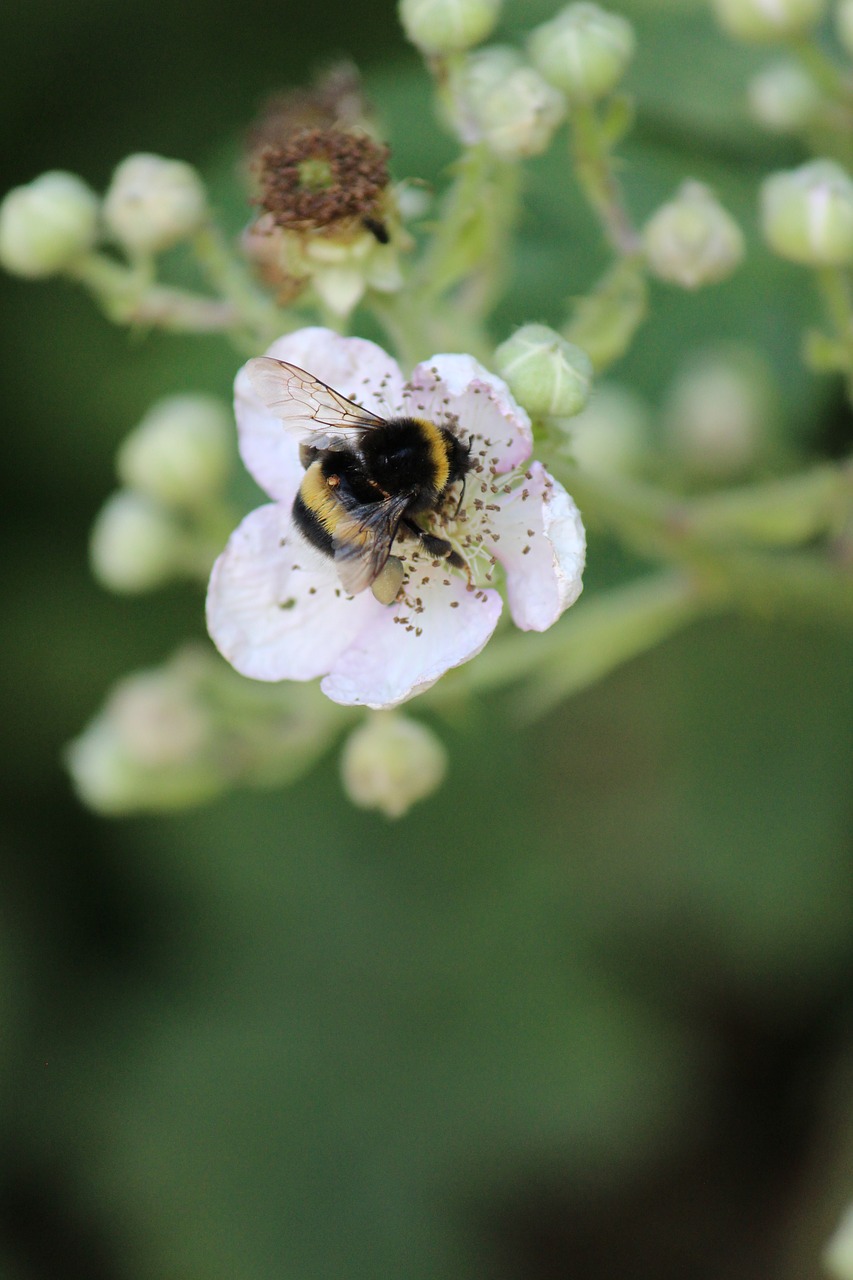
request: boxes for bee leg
[402,519,450,558]
[402,519,467,573]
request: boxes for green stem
[69,253,241,333]
[569,102,640,258]
[563,253,648,372]
[414,145,520,316]
[369,288,491,370]
[560,462,853,556]
[429,570,706,714]
[369,290,435,370]
[558,463,853,629]
[191,223,290,348]
[816,266,853,378]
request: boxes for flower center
[297,157,335,192]
[257,128,390,231]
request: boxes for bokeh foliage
[1,1,852,1277]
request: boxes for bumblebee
[247,357,470,604]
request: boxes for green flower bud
[565,383,648,474]
[494,324,593,418]
[748,61,823,133]
[103,153,206,256]
[0,171,98,278]
[398,0,501,55]
[450,47,565,158]
[117,394,231,509]
[761,160,853,266]
[838,0,853,57]
[643,181,744,289]
[826,1205,853,1280]
[528,3,635,105]
[663,347,774,479]
[712,0,827,42]
[90,491,185,592]
[340,714,447,818]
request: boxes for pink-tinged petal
[406,354,533,473]
[486,462,586,632]
[234,328,407,500]
[233,368,303,503]
[321,568,502,709]
[206,503,378,681]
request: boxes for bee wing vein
[247,357,386,444]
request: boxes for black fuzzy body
[293,416,469,563]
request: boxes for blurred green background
[2,1,853,1277]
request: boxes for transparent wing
[246,357,386,447]
[332,492,411,595]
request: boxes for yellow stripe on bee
[300,461,343,535]
[413,418,449,494]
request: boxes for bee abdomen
[293,461,340,558]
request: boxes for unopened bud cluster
[66,648,342,815]
[91,395,231,593]
[0,152,208,280]
[66,657,218,813]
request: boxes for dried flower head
[244,127,405,315]
[257,128,390,235]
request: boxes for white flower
[206,328,586,709]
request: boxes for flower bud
[0,171,98,278]
[663,347,774,479]
[66,668,217,814]
[90,491,185,592]
[747,62,823,133]
[469,58,566,158]
[528,3,635,105]
[117,394,231,509]
[711,0,826,41]
[494,324,593,418]
[826,1204,853,1280]
[838,0,853,57]
[340,714,447,818]
[643,181,744,289]
[761,160,853,266]
[565,383,648,474]
[449,47,565,158]
[398,0,502,55]
[103,153,206,256]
